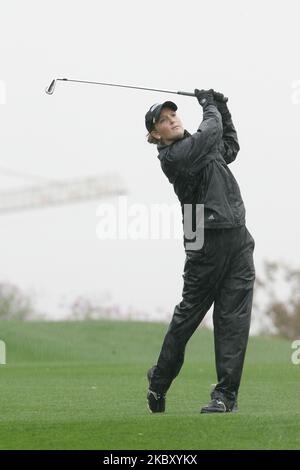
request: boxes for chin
[175,129,184,139]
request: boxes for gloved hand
[212,90,228,103]
[194,88,215,108]
[212,90,230,117]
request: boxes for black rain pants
[149,225,255,409]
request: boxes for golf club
[45,77,196,97]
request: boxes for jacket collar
[157,129,190,160]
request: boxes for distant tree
[255,261,300,339]
[0,282,35,320]
[68,292,121,321]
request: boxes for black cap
[145,101,178,132]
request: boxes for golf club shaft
[46,78,196,97]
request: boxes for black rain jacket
[157,103,246,231]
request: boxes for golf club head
[45,79,56,95]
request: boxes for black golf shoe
[147,389,166,413]
[147,367,166,413]
[200,398,238,414]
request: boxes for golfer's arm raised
[217,102,240,165]
[189,102,223,159]
[164,101,223,168]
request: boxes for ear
[151,129,161,140]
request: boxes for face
[151,107,184,145]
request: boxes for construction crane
[0,165,127,214]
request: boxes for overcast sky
[0,0,299,321]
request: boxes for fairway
[0,320,299,450]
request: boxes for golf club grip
[177,91,196,97]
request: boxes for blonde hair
[147,132,161,145]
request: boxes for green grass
[0,320,299,450]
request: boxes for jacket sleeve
[163,104,223,172]
[189,104,223,161]
[219,107,240,165]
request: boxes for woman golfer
[145,89,255,413]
